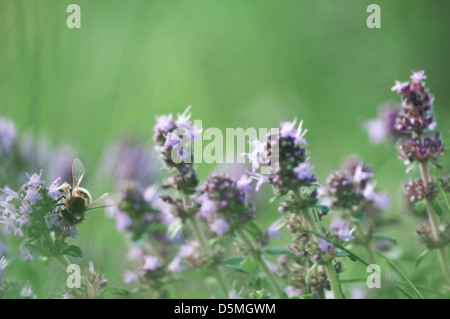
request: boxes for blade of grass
[436,179,450,212]
[395,283,415,299]
[377,252,424,299]
[415,249,431,269]
[396,282,449,298]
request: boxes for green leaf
[209,233,230,248]
[269,216,287,231]
[168,219,183,240]
[436,179,450,212]
[221,257,245,272]
[415,249,431,269]
[351,212,366,222]
[98,286,130,297]
[405,162,418,174]
[240,257,260,274]
[413,200,427,214]
[431,200,443,216]
[269,194,284,203]
[263,247,294,256]
[314,205,329,214]
[372,233,397,244]
[147,222,168,233]
[336,249,350,257]
[243,222,264,241]
[131,232,148,244]
[62,245,83,258]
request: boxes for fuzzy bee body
[61,159,120,225]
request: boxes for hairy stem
[188,216,230,297]
[419,162,450,281]
[235,228,287,299]
[316,285,326,300]
[324,261,345,299]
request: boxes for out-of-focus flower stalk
[235,228,287,299]
[419,161,450,280]
[188,215,229,297]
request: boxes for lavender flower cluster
[153,106,199,194]
[391,71,450,250]
[0,173,77,259]
[196,174,254,236]
[326,158,390,219]
[391,71,445,168]
[248,118,316,195]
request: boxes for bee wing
[72,158,85,190]
[86,193,121,211]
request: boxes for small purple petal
[123,270,139,283]
[199,198,217,219]
[266,224,280,240]
[317,238,333,252]
[410,70,426,83]
[168,256,187,272]
[25,172,45,188]
[116,212,133,232]
[210,218,229,236]
[353,163,373,184]
[285,285,301,298]
[48,178,62,200]
[236,175,253,194]
[391,80,409,93]
[142,255,161,271]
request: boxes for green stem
[55,254,71,271]
[316,285,326,300]
[419,162,450,281]
[324,261,345,299]
[236,228,287,299]
[302,209,345,299]
[355,223,376,264]
[188,217,230,297]
[147,238,182,299]
[303,209,320,234]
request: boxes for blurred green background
[1,0,450,298]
